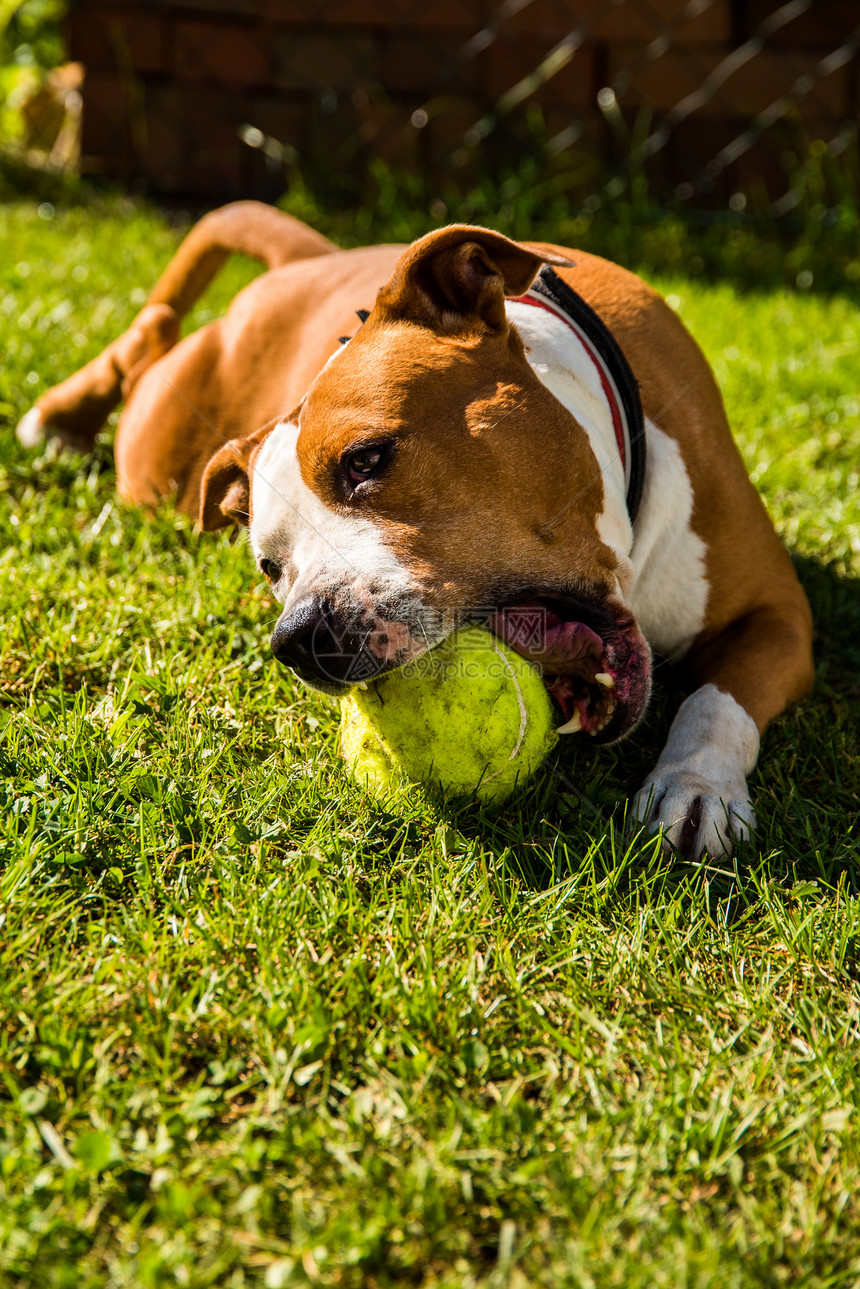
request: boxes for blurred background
[1,0,859,285]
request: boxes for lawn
[1,196,859,1288]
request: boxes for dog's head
[201,226,650,742]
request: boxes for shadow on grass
[795,553,860,719]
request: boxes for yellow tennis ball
[339,624,558,803]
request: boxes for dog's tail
[17,202,336,451]
[147,201,336,317]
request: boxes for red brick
[69,0,853,202]
[79,69,133,168]
[669,115,739,182]
[482,36,595,110]
[274,33,377,89]
[542,104,602,144]
[321,0,487,30]
[238,94,314,190]
[69,10,113,69]
[734,134,797,200]
[667,117,792,201]
[140,85,186,177]
[247,90,421,180]
[506,0,730,43]
[609,46,851,120]
[730,118,840,200]
[744,0,858,48]
[172,0,262,15]
[504,0,586,39]
[598,0,730,43]
[382,33,472,94]
[352,99,421,168]
[354,99,403,139]
[258,0,324,23]
[482,34,553,98]
[174,18,271,87]
[143,84,244,193]
[69,8,166,74]
[185,146,243,193]
[421,99,481,151]
[243,94,310,146]
[730,52,849,121]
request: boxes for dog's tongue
[490,606,604,676]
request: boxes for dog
[18,201,814,858]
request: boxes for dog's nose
[271,598,363,686]
[271,598,327,671]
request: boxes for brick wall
[68,0,860,201]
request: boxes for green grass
[1,196,859,1288]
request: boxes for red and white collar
[510,266,646,523]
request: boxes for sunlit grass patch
[0,197,858,1288]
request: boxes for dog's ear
[377,225,572,334]
[198,419,278,531]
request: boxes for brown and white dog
[19,201,813,858]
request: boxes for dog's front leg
[634,604,814,860]
[633,682,760,859]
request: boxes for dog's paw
[17,407,92,455]
[632,771,755,861]
[16,407,46,448]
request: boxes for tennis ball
[340,624,557,803]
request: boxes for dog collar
[511,266,646,524]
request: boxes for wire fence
[69,0,860,217]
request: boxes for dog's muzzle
[271,597,387,691]
[272,598,346,689]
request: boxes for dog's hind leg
[17,202,336,451]
[17,303,180,451]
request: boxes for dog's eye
[260,557,281,582]
[347,447,383,485]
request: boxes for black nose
[271,599,328,673]
[271,598,374,687]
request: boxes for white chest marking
[508,303,710,660]
[508,304,709,659]
[628,419,709,659]
[507,299,632,558]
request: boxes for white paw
[16,409,89,456]
[633,771,756,860]
[16,407,46,448]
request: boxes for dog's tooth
[556,709,583,735]
[594,708,615,733]
[594,672,615,689]
[356,681,368,690]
